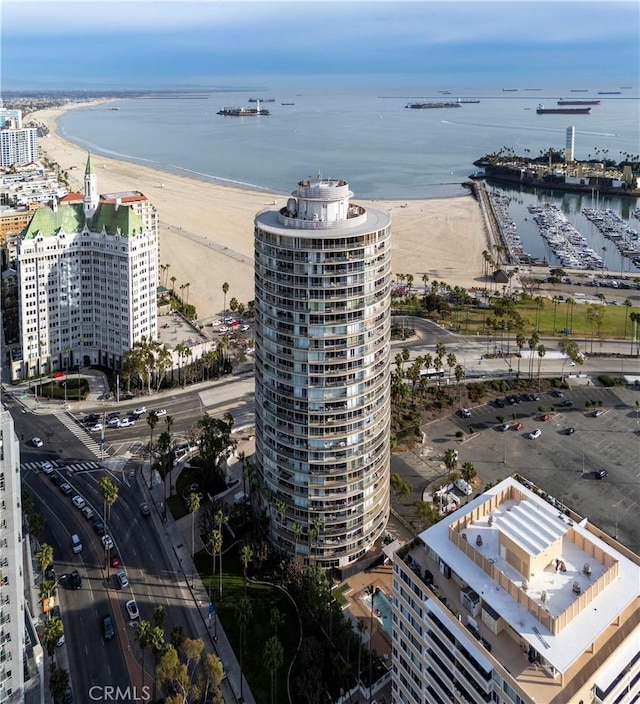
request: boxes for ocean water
[56,81,640,270]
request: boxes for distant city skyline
[1,1,638,91]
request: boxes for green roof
[22,202,145,239]
[22,204,85,239]
[85,152,94,175]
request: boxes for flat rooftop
[417,476,639,675]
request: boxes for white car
[209,319,221,327]
[102,535,114,550]
[106,417,121,428]
[116,572,129,589]
[119,417,135,428]
[529,428,542,440]
[134,406,147,416]
[454,479,473,496]
[90,423,103,433]
[41,462,54,475]
[459,408,472,418]
[81,506,95,520]
[125,599,139,620]
[71,495,86,510]
[154,408,167,417]
[31,437,44,447]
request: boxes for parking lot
[391,385,640,553]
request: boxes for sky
[1,1,638,91]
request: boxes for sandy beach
[32,103,490,319]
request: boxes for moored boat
[536,104,591,115]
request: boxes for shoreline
[31,101,491,318]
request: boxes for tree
[390,473,411,500]
[263,635,284,704]
[49,667,70,704]
[206,529,223,603]
[149,625,166,703]
[186,492,201,587]
[197,413,237,484]
[135,620,152,692]
[147,410,159,489]
[461,462,476,483]
[43,615,64,664]
[536,343,546,389]
[623,298,633,338]
[240,543,253,594]
[444,448,458,473]
[365,585,377,703]
[99,476,118,576]
[222,281,229,320]
[36,542,53,580]
[235,595,253,702]
[214,509,228,601]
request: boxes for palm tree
[99,476,119,576]
[292,523,302,557]
[206,529,223,603]
[536,343,547,389]
[149,625,166,703]
[444,448,458,473]
[240,543,253,594]
[185,492,200,587]
[263,635,284,704]
[49,667,70,703]
[170,275,177,297]
[222,282,229,320]
[623,298,633,338]
[43,615,64,664]
[135,620,152,691]
[365,584,378,703]
[35,542,54,581]
[235,595,253,702]
[146,410,159,489]
[214,509,227,600]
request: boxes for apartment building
[253,176,392,569]
[391,476,640,704]
[0,410,44,704]
[11,153,158,380]
[0,108,37,168]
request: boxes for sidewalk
[137,458,255,704]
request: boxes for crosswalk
[21,460,104,474]
[53,410,103,456]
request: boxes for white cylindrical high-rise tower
[565,126,575,162]
[254,176,392,569]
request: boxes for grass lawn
[195,546,299,704]
[166,465,203,520]
[332,582,351,607]
[36,378,89,401]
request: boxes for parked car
[553,390,564,398]
[41,461,54,474]
[71,534,83,554]
[116,572,129,589]
[501,423,511,432]
[71,495,86,510]
[540,413,552,422]
[454,479,473,496]
[139,502,151,517]
[495,398,506,408]
[596,469,608,479]
[102,614,115,640]
[459,408,472,418]
[62,688,74,704]
[593,409,604,418]
[92,518,105,535]
[561,400,573,408]
[565,427,576,435]
[81,506,95,520]
[51,474,63,486]
[110,554,121,568]
[102,535,114,550]
[529,428,542,439]
[125,599,139,620]
[60,482,73,495]
[514,422,524,431]
[31,437,44,447]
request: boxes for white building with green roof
[11,154,158,380]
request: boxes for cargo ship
[458,98,480,104]
[217,105,270,116]
[405,101,461,109]
[598,91,621,95]
[536,104,591,115]
[248,98,275,102]
[557,99,601,106]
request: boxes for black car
[106,411,120,419]
[50,474,63,486]
[139,502,151,517]
[45,563,55,581]
[496,398,506,408]
[561,400,573,407]
[82,414,99,425]
[507,396,518,405]
[92,518,105,535]
[553,390,564,398]
[70,570,82,590]
[102,614,115,640]
[565,427,575,435]
[62,688,74,704]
